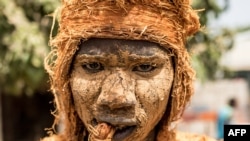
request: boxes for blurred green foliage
[0,0,60,96]
[0,0,237,96]
[190,0,234,81]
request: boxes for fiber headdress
[45,0,200,140]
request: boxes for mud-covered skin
[70,38,174,141]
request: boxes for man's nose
[96,71,136,110]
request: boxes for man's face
[70,38,174,141]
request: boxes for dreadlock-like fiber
[44,0,200,140]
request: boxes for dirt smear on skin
[69,42,174,140]
[44,0,200,141]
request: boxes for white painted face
[70,38,174,141]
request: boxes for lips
[113,125,136,141]
[92,116,137,141]
[96,116,137,126]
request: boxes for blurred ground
[177,78,250,138]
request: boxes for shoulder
[175,131,217,141]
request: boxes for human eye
[132,63,156,72]
[81,62,104,73]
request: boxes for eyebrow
[127,54,165,62]
[77,42,165,56]
[77,50,163,55]
[77,46,166,56]
[74,53,166,63]
[77,48,105,55]
[74,54,108,63]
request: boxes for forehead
[77,38,168,55]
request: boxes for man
[43,0,215,140]
[217,98,238,140]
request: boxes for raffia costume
[43,0,216,141]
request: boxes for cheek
[135,70,173,125]
[70,76,99,104]
[70,69,104,121]
[136,79,170,117]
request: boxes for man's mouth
[113,125,136,141]
[92,117,137,141]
